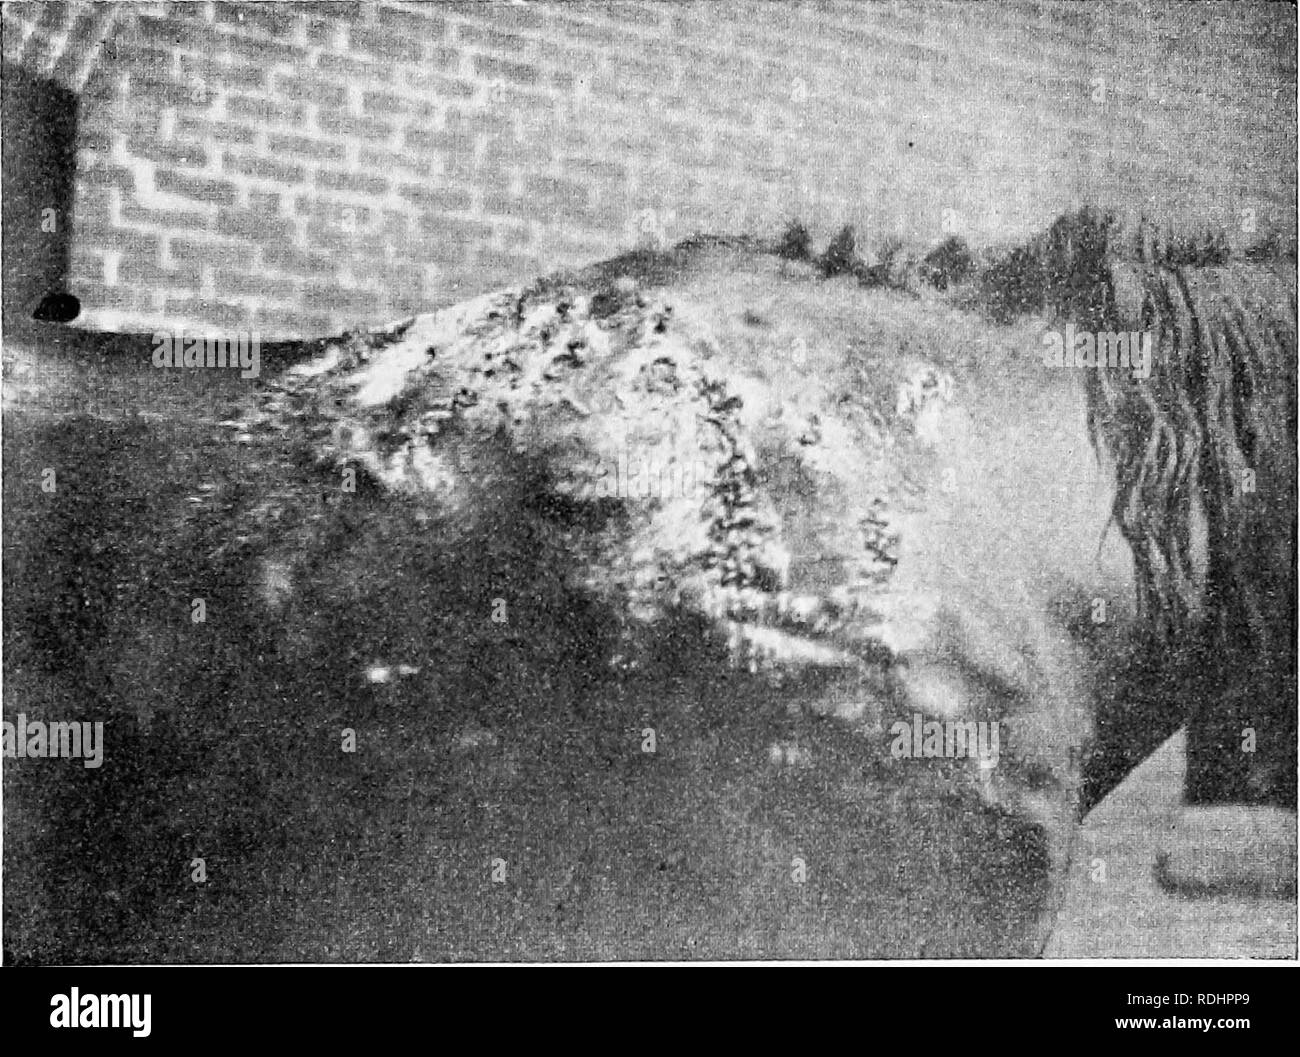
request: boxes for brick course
[2,0,1295,338]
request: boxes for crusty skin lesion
[233,241,937,655]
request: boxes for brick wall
[2,0,1295,338]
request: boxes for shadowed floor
[1046,729,1297,959]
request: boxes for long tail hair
[989,208,1297,805]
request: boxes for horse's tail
[1086,251,1297,807]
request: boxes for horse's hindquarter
[652,259,1139,817]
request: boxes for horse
[4,217,1293,960]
